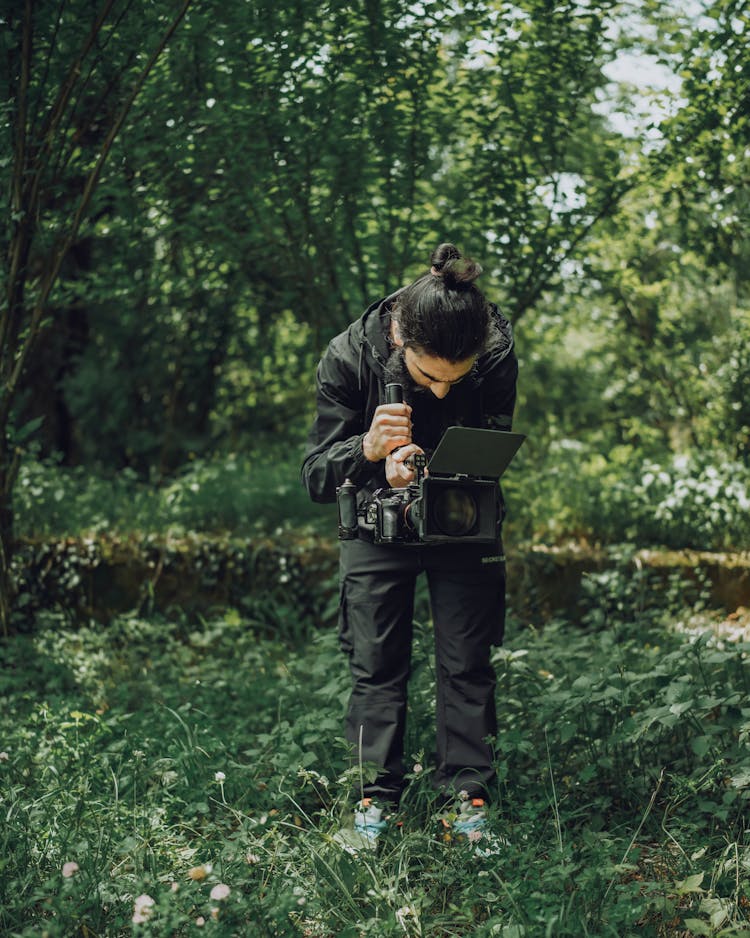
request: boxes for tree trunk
[0,434,17,636]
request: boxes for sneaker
[333,798,388,854]
[438,795,506,857]
[354,798,388,845]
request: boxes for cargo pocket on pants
[492,564,507,646]
[338,582,353,655]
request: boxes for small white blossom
[396,906,415,928]
[132,894,155,925]
[62,861,79,878]
[214,771,226,782]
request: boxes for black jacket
[301,291,518,504]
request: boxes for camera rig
[337,383,525,546]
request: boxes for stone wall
[13,534,750,625]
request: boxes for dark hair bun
[430,242,482,289]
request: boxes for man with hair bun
[301,242,519,851]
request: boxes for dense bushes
[506,445,750,551]
[13,455,335,538]
[14,446,750,552]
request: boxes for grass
[1,564,750,936]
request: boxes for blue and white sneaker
[354,798,388,844]
[438,794,507,857]
[334,798,388,854]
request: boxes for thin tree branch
[3,0,117,364]
[18,0,120,280]
[29,0,67,133]
[52,0,140,183]
[35,0,119,154]
[1,0,34,366]
[512,178,636,321]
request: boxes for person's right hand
[362,403,412,462]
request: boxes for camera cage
[337,426,526,545]
[411,427,525,543]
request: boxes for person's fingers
[390,443,420,462]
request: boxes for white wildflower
[132,894,155,925]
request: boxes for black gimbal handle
[385,383,425,481]
[385,383,403,405]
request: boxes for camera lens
[432,488,478,536]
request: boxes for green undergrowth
[1,565,750,936]
[13,455,336,538]
[504,445,750,551]
[14,447,750,551]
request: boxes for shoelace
[354,818,387,837]
[453,813,486,834]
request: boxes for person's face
[401,347,475,399]
[390,319,475,399]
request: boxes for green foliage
[3,0,635,474]
[599,454,750,549]
[515,174,750,456]
[12,454,334,537]
[651,0,750,292]
[14,440,749,553]
[1,571,750,935]
[506,444,750,549]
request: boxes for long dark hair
[391,243,491,361]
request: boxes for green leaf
[691,736,712,756]
[10,416,44,444]
[676,872,705,895]
[700,896,730,929]
[683,920,712,936]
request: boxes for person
[301,242,518,848]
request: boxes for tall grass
[1,562,749,935]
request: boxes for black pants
[339,536,506,805]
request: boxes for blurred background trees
[2,0,749,612]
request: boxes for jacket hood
[346,290,402,390]
[486,303,515,362]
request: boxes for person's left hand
[386,443,425,488]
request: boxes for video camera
[336,383,525,545]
